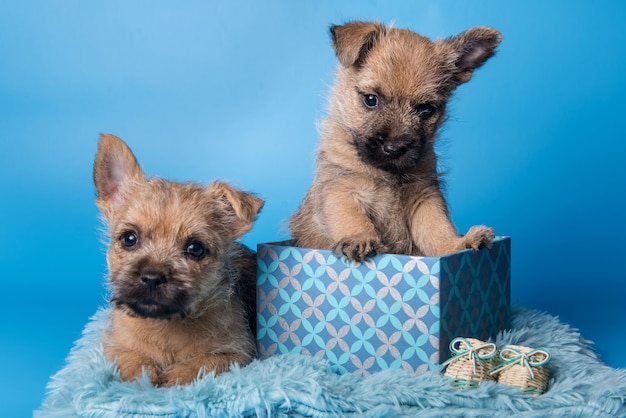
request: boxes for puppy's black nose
[140,271,167,289]
[383,142,405,156]
[382,143,398,154]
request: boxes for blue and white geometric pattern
[257,237,511,376]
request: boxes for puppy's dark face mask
[350,91,444,175]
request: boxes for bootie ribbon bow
[442,337,497,374]
[489,347,551,381]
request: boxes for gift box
[256,237,511,376]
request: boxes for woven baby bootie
[489,345,551,396]
[442,337,498,389]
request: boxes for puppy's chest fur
[349,175,437,254]
[107,300,246,368]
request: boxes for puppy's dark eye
[185,240,208,260]
[414,103,436,119]
[362,94,379,109]
[120,231,139,249]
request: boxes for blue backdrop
[1,1,624,415]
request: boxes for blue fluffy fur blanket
[37,307,626,417]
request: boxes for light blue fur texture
[37,307,626,417]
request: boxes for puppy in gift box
[291,21,501,260]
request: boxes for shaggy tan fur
[290,22,501,261]
[93,134,263,386]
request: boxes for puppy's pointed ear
[330,21,386,68]
[440,27,502,85]
[206,182,264,238]
[93,134,145,219]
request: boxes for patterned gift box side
[256,242,444,375]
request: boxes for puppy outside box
[256,237,511,375]
[93,134,263,387]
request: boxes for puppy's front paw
[160,364,205,387]
[160,355,235,386]
[462,225,495,251]
[332,234,384,263]
[116,359,159,385]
